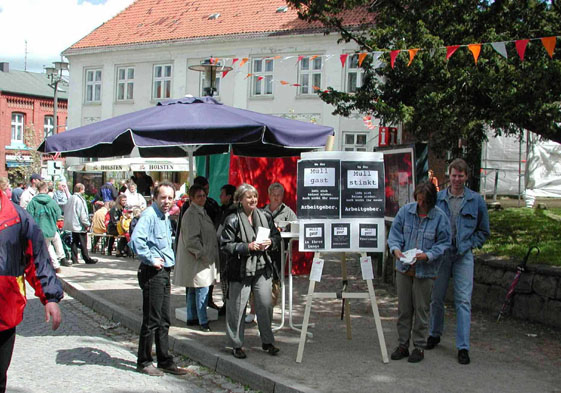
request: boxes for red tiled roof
[68,0,371,50]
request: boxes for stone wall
[465,255,561,328]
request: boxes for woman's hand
[259,238,272,250]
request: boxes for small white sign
[309,258,325,282]
[361,227,377,237]
[304,167,335,187]
[306,226,323,237]
[360,256,374,280]
[347,169,379,189]
[255,226,270,244]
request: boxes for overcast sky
[0,0,135,72]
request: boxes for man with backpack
[96,178,118,203]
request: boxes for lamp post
[45,60,69,135]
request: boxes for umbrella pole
[180,146,197,186]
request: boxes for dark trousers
[71,232,93,264]
[0,328,16,393]
[137,265,174,369]
[107,236,128,256]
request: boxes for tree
[286,0,561,159]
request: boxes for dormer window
[208,13,220,20]
[276,6,288,13]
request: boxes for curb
[60,277,316,393]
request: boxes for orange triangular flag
[446,45,460,60]
[541,36,556,58]
[312,85,320,91]
[272,55,282,60]
[310,55,319,61]
[280,80,290,85]
[239,58,249,67]
[407,48,419,66]
[245,73,253,79]
[340,54,348,67]
[468,44,481,64]
[390,50,400,69]
[358,52,368,67]
[515,40,529,61]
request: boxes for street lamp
[45,60,69,135]
[188,57,232,97]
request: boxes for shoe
[426,335,440,350]
[200,323,211,332]
[218,306,226,316]
[55,268,62,274]
[262,343,280,356]
[137,364,164,376]
[85,258,98,264]
[232,348,247,359]
[245,313,255,323]
[60,258,72,267]
[115,253,124,258]
[458,349,470,365]
[390,345,409,360]
[186,319,199,326]
[408,348,424,363]
[158,363,188,375]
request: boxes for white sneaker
[245,313,255,323]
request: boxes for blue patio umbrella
[38,96,334,158]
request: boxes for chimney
[0,62,9,72]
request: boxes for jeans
[429,249,474,350]
[0,327,16,393]
[187,286,210,325]
[137,264,174,369]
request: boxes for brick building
[0,62,68,178]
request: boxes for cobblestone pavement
[7,289,257,393]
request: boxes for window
[343,132,368,151]
[298,56,322,95]
[11,113,24,144]
[200,73,221,97]
[251,58,274,96]
[153,64,172,99]
[116,66,134,101]
[345,54,364,93]
[85,69,102,102]
[44,115,54,138]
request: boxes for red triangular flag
[446,45,460,60]
[292,83,301,87]
[222,70,230,78]
[297,55,304,64]
[390,50,400,69]
[515,39,529,61]
[257,76,264,81]
[340,54,348,67]
[232,58,239,65]
[541,36,556,58]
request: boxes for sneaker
[458,349,470,365]
[158,363,188,375]
[60,258,72,267]
[262,343,280,356]
[200,323,211,332]
[426,335,440,350]
[390,345,409,360]
[85,258,98,264]
[245,313,255,323]
[408,348,424,363]
[232,348,247,359]
[137,364,164,377]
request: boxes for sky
[0,0,135,72]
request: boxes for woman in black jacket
[220,183,281,359]
[106,194,128,257]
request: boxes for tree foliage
[286,0,561,157]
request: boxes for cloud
[0,0,134,71]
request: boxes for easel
[295,252,389,364]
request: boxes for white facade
[64,32,389,153]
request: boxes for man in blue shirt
[129,181,187,377]
[427,158,490,365]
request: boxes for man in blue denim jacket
[388,182,451,363]
[427,158,490,365]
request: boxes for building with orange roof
[63,0,399,157]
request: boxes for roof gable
[68,0,370,51]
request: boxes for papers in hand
[255,226,271,244]
[400,248,423,265]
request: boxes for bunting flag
[313,85,321,91]
[222,70,230,78]
[468,44,481,64]
[296,55,304,64]
[280,80,290,85]
[257,76,264,81]
[515,39,529,61]
[541,36,556,58]
[372,52,383,67]
[245,73,253,79]
[390,50,400,69]
[446,45,460,60]
[239,58,249,67]
[292,83,301,87]
[310,55,319,61]
[363,115,375,129]
[340,54,348,67]
[408,48,419,66]
[358,52,368,67]
[429,48,436,58]
[232,58,239,65]
[491,42,508,58]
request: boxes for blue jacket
[436,187,490,255]
[388,202,451,278]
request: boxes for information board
[298,151,385,252]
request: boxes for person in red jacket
[0,189,63,393]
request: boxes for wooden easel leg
[366,278,389,364]
[296,279,316,363]
[341,253,352,340]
